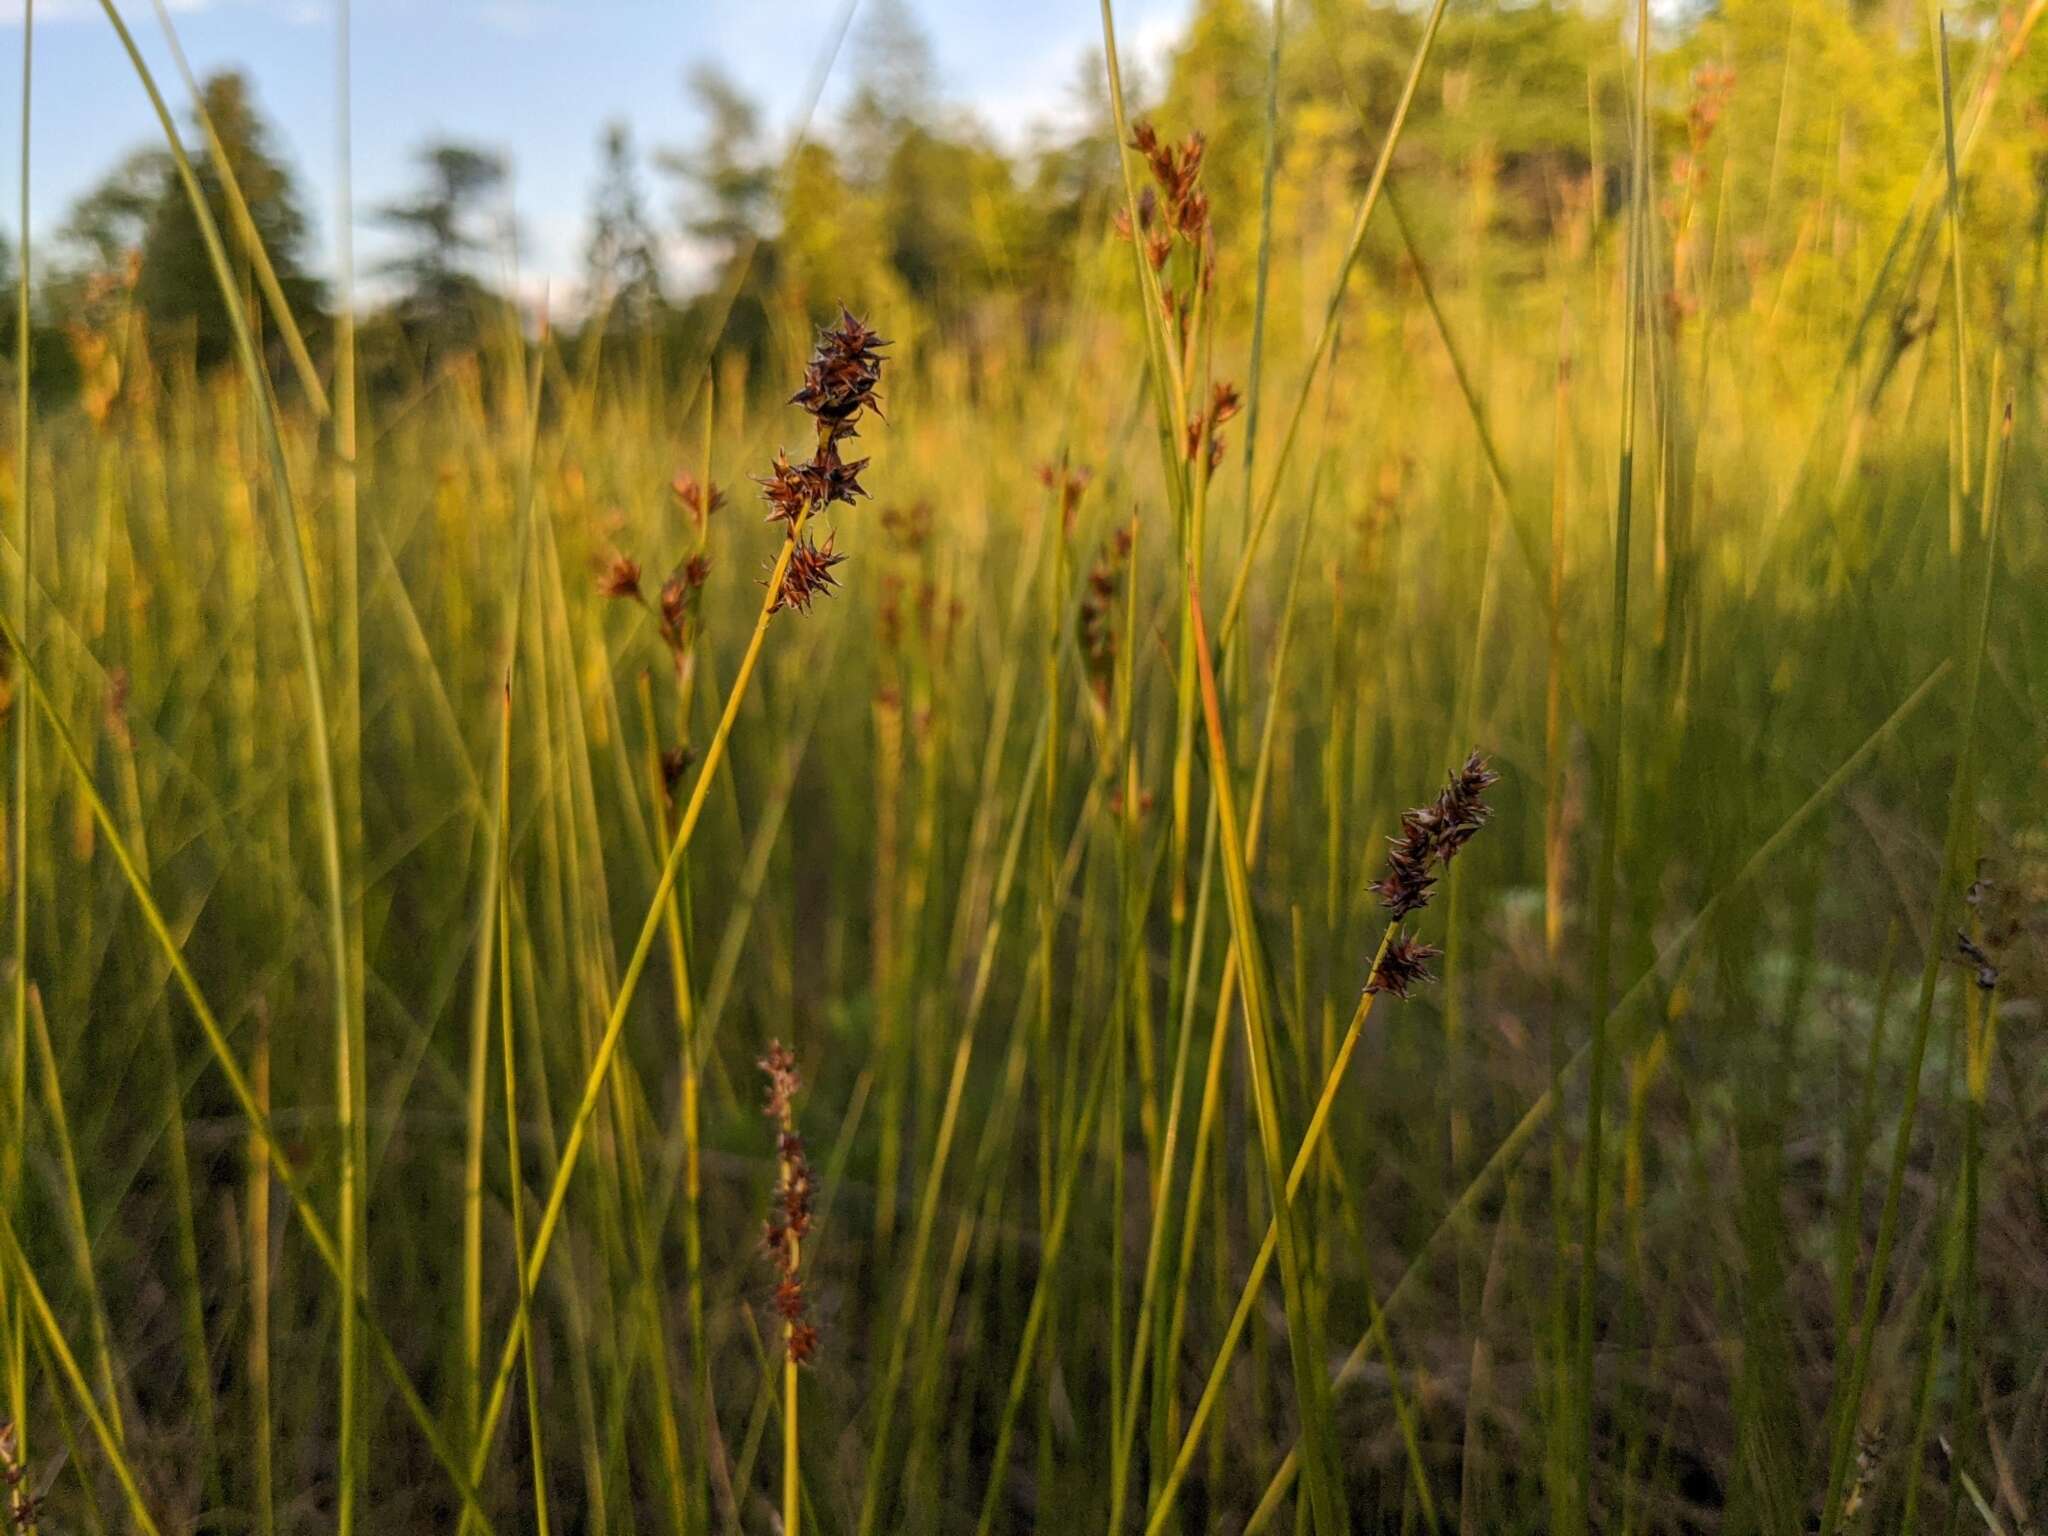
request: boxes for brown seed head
[757,448,812,527]
[791,306,890,436]
[660,744,696,797]
[598,553,644,602]
[759,1041,819,1365]
[658,574,690,633]
[760,1040,801,1121]
[770,532,847,614]
[1373,751,1500,918]
[1079,522,1134,705]
[1368,933,1442,1000]
[671,469,726,523]
[1130,122,1211,246]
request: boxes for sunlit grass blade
[1575,5,1652,1524]
[87,7,365,1522]
[145,0,330,417]
[1817,394,2010,1536]
[6,0,32,1465]
[1186,582,1347,1535]
[1247,659,1954,1521]
[1218,0,1451,648]
[0,1215,161,1536]
[0,597,500,1532]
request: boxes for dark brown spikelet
[598,552,644,602]
[658,575,690,633]
[1208,381,1242,432]
[1186,381,1244,472]
[1373,806,1443,920]
[750,305,889,615]
[758,448,812,528]
[1038,460,1092,536]
[1079,524,1135,706]
[660,744,696,798]
[812,443,872,508]
[1368,933,1441,1000]
[771,532,847,614]
[1434,750,1502,861]
[761,1039,801,1119]
[791,306,890,439]
[671,469,725,522]
[1111,186,1165,260]
[759,1041,818,1366]
[1953,929,1999,992]
[1128,120,1212,247]
[1373,750,1501,919]
[1130,124,1204,229]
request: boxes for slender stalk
[497,687,553,1534]
[87,9,366,1522]
[5,0,30,1468]
[1141,931,1408,1536]
[781,1198,802,1536]
[146,0,330,417]
[26,988,123,1447]
[1577,5,1651,1525]
[331,8,368,1511]
[972,1019,1115,1536]
[1818,394,2009,1535]
[0,1216,161,1536]
[1248,664,1953,1521]
[1934,11,1971,520]
[1218,0,1451,648]
[248,1008,274,1536]
[0,602,500,1531]
[1187,584,1347,1536]
[467,508,818,1485]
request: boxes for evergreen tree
[661,66,778,363]
[134,72,325,369]
[584,121,665,330]
[663,66,774,258]
[60,148,170,275]
[377,140,508,337]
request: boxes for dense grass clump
[1,2,2045,1533]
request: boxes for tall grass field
[0,0,2045,1531]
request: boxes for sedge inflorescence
[1078,522,1134,709]
[760,1041,819,1366]
[1367,750,1500,999]
[758,308,890,614]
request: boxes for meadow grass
[0,1,2045,1532]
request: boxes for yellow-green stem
[467,508,815,1486]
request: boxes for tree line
[5,0,2042,405]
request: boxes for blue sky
[4,0,1193,301]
